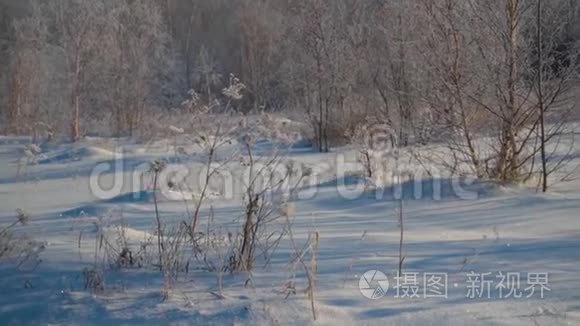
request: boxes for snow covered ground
[0,133,579,325]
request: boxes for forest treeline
[0,0,579,187]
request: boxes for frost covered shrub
[346,121,398,188]
[17,144,42,176]
[74,209,157,272]
[228,120,303,272]
[82,267,104,293]
[307,111,369,149]
[0,209,44,271]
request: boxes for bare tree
[532,0,579,191]
[462,0,540,182]
[239,0,284,111]
[537,0,548,192]
[5,11,45,135]
[27,0,110,142]
[419,0,487,177]
[286,0,359,152]
[110,1,170,137]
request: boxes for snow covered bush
[222,74,246,101]
[346,121,397,188]
[0,209,44,271]
[229,120,299,272]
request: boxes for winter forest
[1,0,580,325]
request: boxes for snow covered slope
[0,135,579,325]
